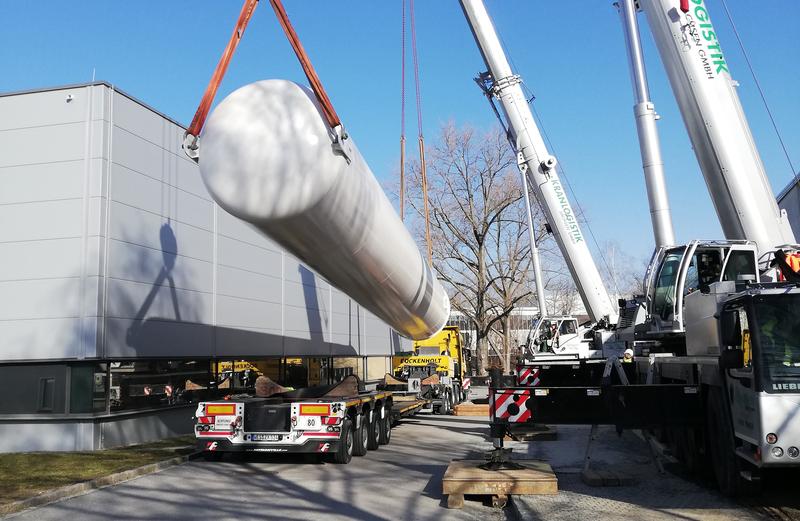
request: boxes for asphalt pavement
[6,414,510,521]
[5,411,788,521]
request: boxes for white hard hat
[624,348,634,357]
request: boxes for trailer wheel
[367,408,381,450]
[353,413,369,456]
[378,409,392,445]
[329,417,353,464]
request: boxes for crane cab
[642,240,759,342]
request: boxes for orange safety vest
[779,253,800,280]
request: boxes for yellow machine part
[392,326,465,379]
[213,359,280,380]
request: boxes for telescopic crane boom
[460,0,618,326]
[639,0,796,254]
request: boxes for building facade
[0,83,410,452]
[777,176,800,239]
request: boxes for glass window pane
[652,250,684,321]
[70,363,107,413]
[110,360,211,412]
[723,251,756,282]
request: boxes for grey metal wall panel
[216,209,281,252]
[108,202,214,262]
[217,235,283,278]
[109,162,167,216]
[105,316,213,358]
[284,279,330,312]
[0,238,82,280]
[284,335,332,357]
[0,86,88,130]
[216,265,281,304]
[215,295,282,333]
[0,423,90,452]
[0,198,83,242]
[779,186,800,238]
[110,126,165,180]
[106,239,213,294]
[0,121,105,168]
[112,89,169,145]
[0,160,86,204]
[0,319,83,360]
[104,278,212,325]
[100,407,193,449]
[363,313,393,355]
[282,306,321,338]
[176,155,211,200]
[0,278,81,320]
[0,83,406,365]
[214,326,284,358]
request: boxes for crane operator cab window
[533,319,559,353]
[722,250,757,283]
[652,249,684,322]
[683,250,724,296]
[559,319,577,336]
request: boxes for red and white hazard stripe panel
[515,365,540,387]
[491,389,532,423]
[462,378,471,390]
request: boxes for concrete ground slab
[509,424,767,521]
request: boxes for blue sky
[2,1,798,262]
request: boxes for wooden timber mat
[442,459,557,509]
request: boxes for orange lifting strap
[186,0,259,142]
[185,0,341,153]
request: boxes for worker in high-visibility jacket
[759,305,798,367]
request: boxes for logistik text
[684,0,729,78]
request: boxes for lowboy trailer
[194,375,392,464]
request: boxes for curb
[0,450,201,518]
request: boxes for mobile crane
[461,0,634,383]
[484,0,800,496]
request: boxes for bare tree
[404,123,560,375]
[601,240,649,299]
[546,277,580,316]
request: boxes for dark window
[110,360,212,412]
[652,250,684,321]
[723,250,757,282]
[70,363,108,413]
[754,295,800,390]
[0,364,67,414]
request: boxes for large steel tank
[198,79,450,340]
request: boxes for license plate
[250,434,280,441]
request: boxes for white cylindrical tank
[199,79,450,340]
